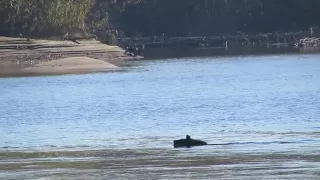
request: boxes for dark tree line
[0,0,319,39]
[0,0,139,38]
[115,0,320,37]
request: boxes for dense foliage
[118,0,320,36]
[0,0,92,37]
[0,0,319,38]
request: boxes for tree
[0,0,92,37]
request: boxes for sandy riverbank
[0,36,141,77]
[20,57,119,76]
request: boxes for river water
[0,54,320,179]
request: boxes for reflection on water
[143,47,304,60]
[1,53,320,179]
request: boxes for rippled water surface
[1,54,320,179]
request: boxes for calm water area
[0,50,320,179]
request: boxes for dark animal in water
[137,44,145,55]
[124,44,144,57]
[173,135,207,148]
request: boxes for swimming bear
[173,135,207,148]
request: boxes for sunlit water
[1,54,320,179]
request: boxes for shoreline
[1,36,319,78]
[118,31,319,49]
[0,36,141,78]
[3,57,121,78]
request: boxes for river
[0,53,320,179]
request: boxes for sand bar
[0,36,142,77]
[20,57,119,75]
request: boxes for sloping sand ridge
[21,57,119,75]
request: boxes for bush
[103,31,117,45]
[0,0,93,37]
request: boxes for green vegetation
[0,0,92,37]
[0,0,319,39]
[118,0,320,36]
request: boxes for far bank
[0,36,142,77]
